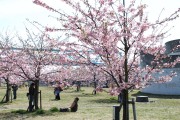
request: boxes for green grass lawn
[0,86,180,120]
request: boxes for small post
[39,90,42,109]
[132,98,137,120]
[1,94,6,102]
[113,105,120,120]
[11,90,12,103]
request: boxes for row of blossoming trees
[0,29,105,108]
[32,0,180,119]
[0,0,180,119]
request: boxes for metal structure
[141,39,180,95]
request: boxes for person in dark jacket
[12,84,18,99]
[28,82,35,112]
[54,86,63,100]
[59,97,79,112]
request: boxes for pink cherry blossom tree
[68,66,95,92]
[33,0,180,119]
[14,29,67,110]
[0,28,68,109]
[0,33,22,102]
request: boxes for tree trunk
[76,81,81,91]
[122,0,129,118]
[5,81,11,102]
[93,74,97,95]
[122,89,129,120]
[34,80,39,110]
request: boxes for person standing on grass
[54,85,63,100]
[28,82,35,112]
[12,84,18,99]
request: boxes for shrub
[49,107,59,112]
[11,109,27,114]
[35,109,45,114]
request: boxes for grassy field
[0,86,180,120]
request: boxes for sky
[0,0,180,44]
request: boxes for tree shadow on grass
[131,91,180,99]
[0,109,58,120]
[71,92,105,98]
[89,97,119,104]
[63,89,85,93]
[0,110,31,120]
[0,102,4,105]
[49,99,61,101]
[0,101,11,106]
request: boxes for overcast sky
[0,0,180,43]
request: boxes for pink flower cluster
[33,0,57,12]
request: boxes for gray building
[141,39,180,95]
